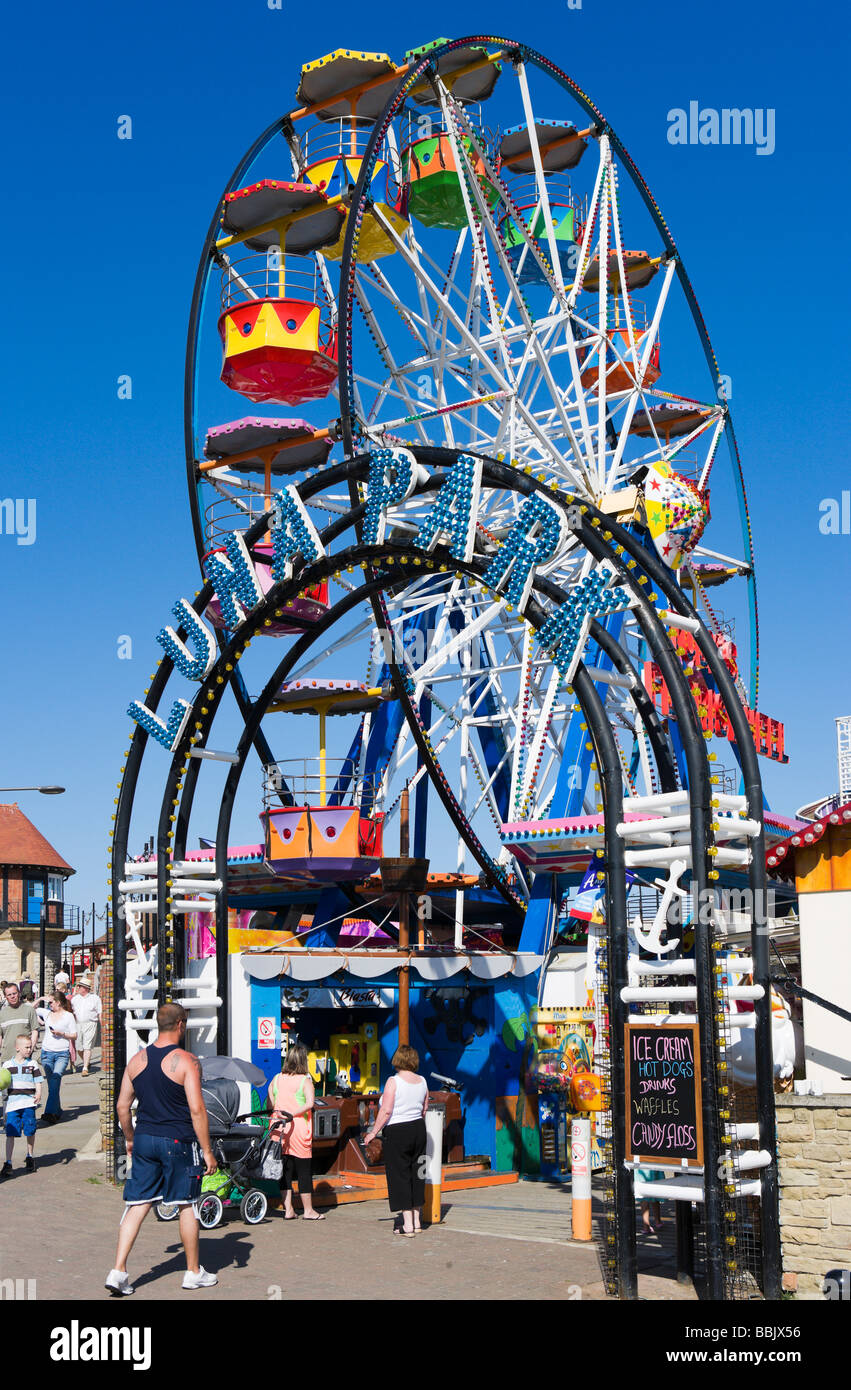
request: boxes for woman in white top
[35,992,77,1123]
[363,1044,428,1237]
[53,972,74,1070]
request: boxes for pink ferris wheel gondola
[201,419,333,634]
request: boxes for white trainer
[182,1267,218,1290]
[105,1269,134,1296]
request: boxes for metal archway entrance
[111,450,779,1301]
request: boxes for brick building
[0,803,78,985]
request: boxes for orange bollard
[423,1108,444,1226]
[571,1116,592,1240]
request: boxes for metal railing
[401,102,494,147]
[498,172,587,228]
[263,760,383,814]
[220,251,336,323]
[579,298,653,334]
[401,108,497,165]
[204,493,269,547]
[656,452,702,484]
[1,901,82,932]
[299,117,396,173]
[714,765,740,796]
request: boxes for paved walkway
[0,1056,696,1302]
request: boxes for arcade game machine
[535,1007,602,1177]
[534,892,605,1179]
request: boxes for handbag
[261,1136,284,1181]
[362,1136,383,1167]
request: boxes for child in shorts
[2,1033,43,1175]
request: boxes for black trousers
[383,1119,426,1212]
[279,1154,314,1195]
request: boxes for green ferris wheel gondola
[402,131,499,230]
[501,204,578,284]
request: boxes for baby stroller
[155,1077,291,1228]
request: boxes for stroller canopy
[201,1077,262,1139]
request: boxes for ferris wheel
[183,36,758,905]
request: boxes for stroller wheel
[197,1194,224,1229]
[156,1202,181,1222]
[240,1189,268,1225]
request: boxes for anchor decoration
[628,856,687,956]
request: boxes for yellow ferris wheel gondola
[296,49,409,261]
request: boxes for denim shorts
[5,1106,37,1138]
[123,1132,203,1206]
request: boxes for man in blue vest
[105,1002,218,1295]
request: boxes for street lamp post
[0,787,65,795]
[39,903,46,997]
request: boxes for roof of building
[766,802,851,881]
[0,804,74,875]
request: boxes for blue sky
[1,0,848,929]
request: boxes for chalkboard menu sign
[624,1022,703,1167]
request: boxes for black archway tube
[112,663,170,1102]
[589,619,679,793]
[182,117,298,816]
[573,523,725,1300]
[573,663,637,1300]
[577,506,778,1300]
[589,612,698,1288]
[674,624,779,1297]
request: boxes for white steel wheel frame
[328,54,756,866]
[339,62,753,685]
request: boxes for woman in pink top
[267,1044,325,1221]
[363,1044,429,1237]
